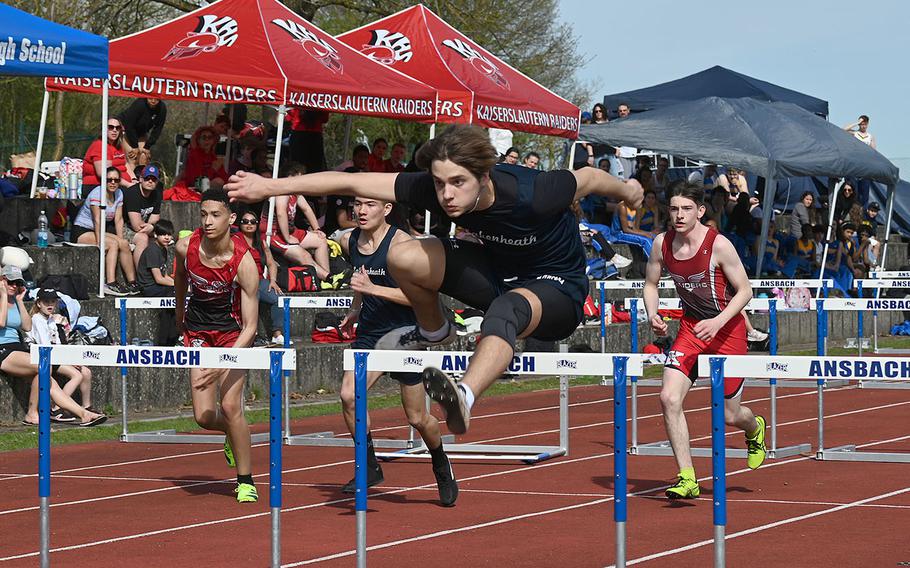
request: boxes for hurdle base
[873,348,910,355]
[817,445,910,463]
[121,430,270,444]
[286,432,454,449]
[377,443,566,464]
[632,441,748,459]
[857,381,910,390]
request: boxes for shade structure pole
[98,80,109,298]
[754,171,775,277]
[816,178,844,298]
[425,123,437,235]
[29,90,51,198]
[264,105,288,248]
[878,182,897,271]
[342,115,353,159]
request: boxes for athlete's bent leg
[339,370,383,435]
[400,381,442,449]
[219,369,252,476]
[724,392,758,433]
[387,237,447,332]
[659,367,694,473]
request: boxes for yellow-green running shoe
[746,415,767,470]
[224,438,236,468]
[235,483,258,503]
[665,475,701,499]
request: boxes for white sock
[419,321,450,341]
[458,383,475,410]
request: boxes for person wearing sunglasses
[81,118,133,194]
[123,164,164,268]
[234,209,285,346]
[72,167,141,296]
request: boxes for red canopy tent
[338,4,580,138]
[47,0,438,121]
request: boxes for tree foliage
[1,0,588,171]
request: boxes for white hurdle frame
[276,295,454,450]
[853,279,910,355]
[699,354,910,464]
[31,345,296,568]
[342,348,645,463]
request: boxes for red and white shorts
[665,315,747,399]
[183,328,241,348]
[269,228,307,252]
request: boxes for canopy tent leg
[425,123,436,235]
[816,178,844,298]
[878,182,897,270]
[264,106,288,248]
[755,173,776,277]
[98,81,109,298]
[29,90,51,198]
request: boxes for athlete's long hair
[415,125,498,181]
[669,182,705,207]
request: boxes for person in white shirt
[615,103,637,179]
[28,289,95,419]
[843,115,876,149]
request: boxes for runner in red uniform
[644,183,767,500]
[174,189,260,503]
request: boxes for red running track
[1,381,909,567]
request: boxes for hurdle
[30,344,296,568]
[276,295,454,450]
[853,278,910,354]
[700,353,910,465]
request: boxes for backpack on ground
[276,265,320,292]
[311,311,355,343]
[37,274,90,300]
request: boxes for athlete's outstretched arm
[692,235,753,342]
[173,237,189,334]
[225,170,398,204]
[571,167,644,210]
[643,233,667,336]
[233,253,260,349]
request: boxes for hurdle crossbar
[344,349,645,463]
[32,345,294,568]
[852,280,910,355]
[811,298,910,366]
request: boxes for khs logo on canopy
[272,19,343,74]
[360,29,413,65]
[441,38,510,91]
[163,15,239,61]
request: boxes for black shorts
[0,342,29,368]
[71,222,116,242]
[352,333,421,386]
[439,239,585,341]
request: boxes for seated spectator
[236,210,285,345]
[229,134,267,176]
[863,201,881,225]
[571,201,632,269]
[385,142,407,173]
[136,220,175,297]
[267,165,332,281]
[502,146,521,165]
[610,200,655,277]
[344,144,370,173]
[652,157,670,201]
[367,138,388,172]
[758,222,783,276]
[1,267,106,427]
[704,186,729,229]
[72,167,139,297]
[123,164,163,268]
[27,289,97,419]
[833,181,857,225]
[165,126,227,201]
[788,191,816,241]
[119,97,167,177]
[82,117,133,194]
[523,152,540,169]
[856,224,881,277]
[782,223,817,278]
[687,163,718,189]
[637,190,664,234]
[287,108,329,175]
[824,223,860,294]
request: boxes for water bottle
[37,210,49,248]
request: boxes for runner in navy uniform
[337,196,457,506]
[174,189,260,503]
[227,125,643,435]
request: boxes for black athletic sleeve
[530,170,577,218]
[394,172,445,216]
[122,185,139,215]
[152,189,163,215]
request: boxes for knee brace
[480,293,532,347]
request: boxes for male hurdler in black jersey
[227,125,643,436]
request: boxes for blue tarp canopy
[603,65,829,117]
[0,4,107,78]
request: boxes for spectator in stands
[236,209,285,346]
[287,108,329,175]
[229,134,267,177]
[653,157,670,202]
[843,115,876,149]
[523,152,540,169]
[864,201,882,225]
[633,156,654,191]
[345,145,370,174]
[385,143,407,173]
[323,147,368,239]
[833,181,857,225]
[637,190,664,234]
[782,223,818,278]
[705,186,729,229]
[789,191,816,240]
[759,222,783,276]
[119,97,167,176]
[503,147,521,165]
[72,166,139,297]
[182,126,228,190]
[136,220,175,297]
[268,164,332,281]
[612,200,655,277]
[614,103,637,179]
[27,289,97,418]
[124,164,163,268]
[857,224,881,276]
[367,138,389,172]
[592,103,608,124]
[687,164,718,189]
[3,267,106,427]
[824,222,860,294]
[82,117,133,194]
[848,203,867,230]
[720,167,749,201]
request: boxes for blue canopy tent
[0,4,110,297]
[580,96,900,276]
[603,65,829,117]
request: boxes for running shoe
[224,438,236,468]
[375,323,456,351]
[665,475,701,499]
[746,415,767,470]
[104,282,129,297]
[432,452,458,507]
[341,464,384,493]
[235,483,258,503]
[422,367,470,435]
[747,329,769,342]
[610,254,632,269]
